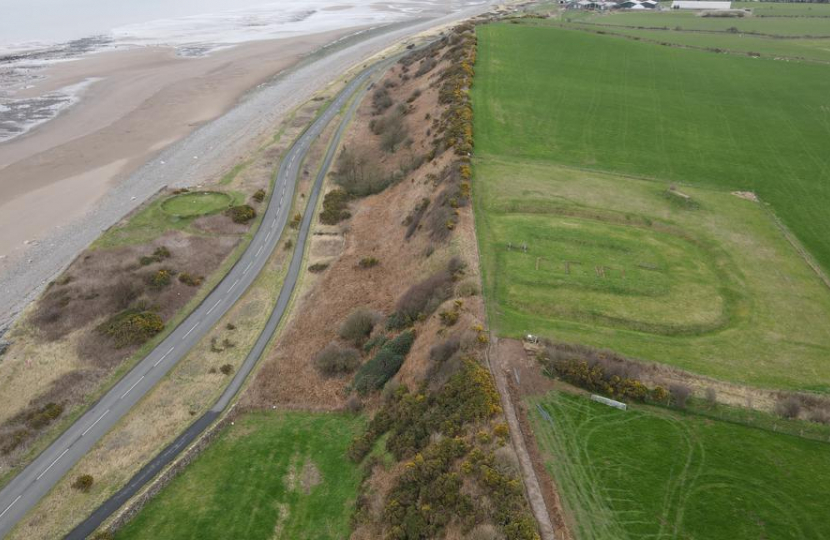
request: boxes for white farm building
[671,1,733,10]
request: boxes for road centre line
[182,322,200,340]
[36,448,69,481]
[121,376,144,399]
[256,245,264,257]
[82,410,110,437]
[243,261,253,274]
[206,299,222,316]
[0,496,21,519]
[228,279,240,293]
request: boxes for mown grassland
[527,391,830,540]
[115,411,364,540]
[474,157,830,391]
[473,24,830,277]
[160,190,233,217]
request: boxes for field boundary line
[765,207,830,291]
[488,337,557,540]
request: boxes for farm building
[671,1,732,9]
[617,0,657,8]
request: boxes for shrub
[227,204,256,224]
[670,384,692,409]
[352,331,416,394]
[98,309,164,349]
[308,263,329,273]
[139,246,171,266]
[541,342,666,404]
[314,343,362,376]
[333,147,391,197]
[90,532,114,540]
[148,269,173,288]
[396,269,454,321]
[26,402,64,430]
[178,272,204,287]
[439,309,459,327]
[289,213,302,229]
[252,189,266,202]
[775,396,801,419]
[284,239,293,251]
[339,308,379,347]
[72,474,94,493]
[226,323,236,330]
[406,89,422,103]
[358,257,379,269]
[219,364,234,376]
[372,87,393,114]
[430,336,460,363]
[363,333,388,353]
[320,189,352,225]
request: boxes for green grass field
[115,412,364,540]
[527,391,830,540]
[473,24,830,275]
[575,10,830,36]
[160,191,233,217]
[472,24,830,390]
[563,22,830,62]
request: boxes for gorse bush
[352,331,415,394]
[178,272,203,287]
[148,269,173,288]
[97,309,164,349]
[320,189,352,225]
[72,474,94,493]
[252,189,266,203]
[227,204,256,224]
[541,342,668,404]
[314,343,362,376]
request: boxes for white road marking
[272,217,277,226]
[255,245,264,257]
[121,376,144,399]
[154,346,174,367]
[206,299,222,316]
[228,279,240,293]
[243,261,253,274]
[0,496,22,519]
[82,410,110,437]
[265,230,272,242]
[36,448,69,481]
[182,321,200,340]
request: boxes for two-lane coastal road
[0,58,383,539]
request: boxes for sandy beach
[0,29,353,261]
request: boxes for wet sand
[0,29,354,261]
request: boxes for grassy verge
[115,411,364,540]
[527,391,830,540]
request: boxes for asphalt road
[0,56,381,540]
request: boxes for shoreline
[0,27,360,257]
[0,3,500,329]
